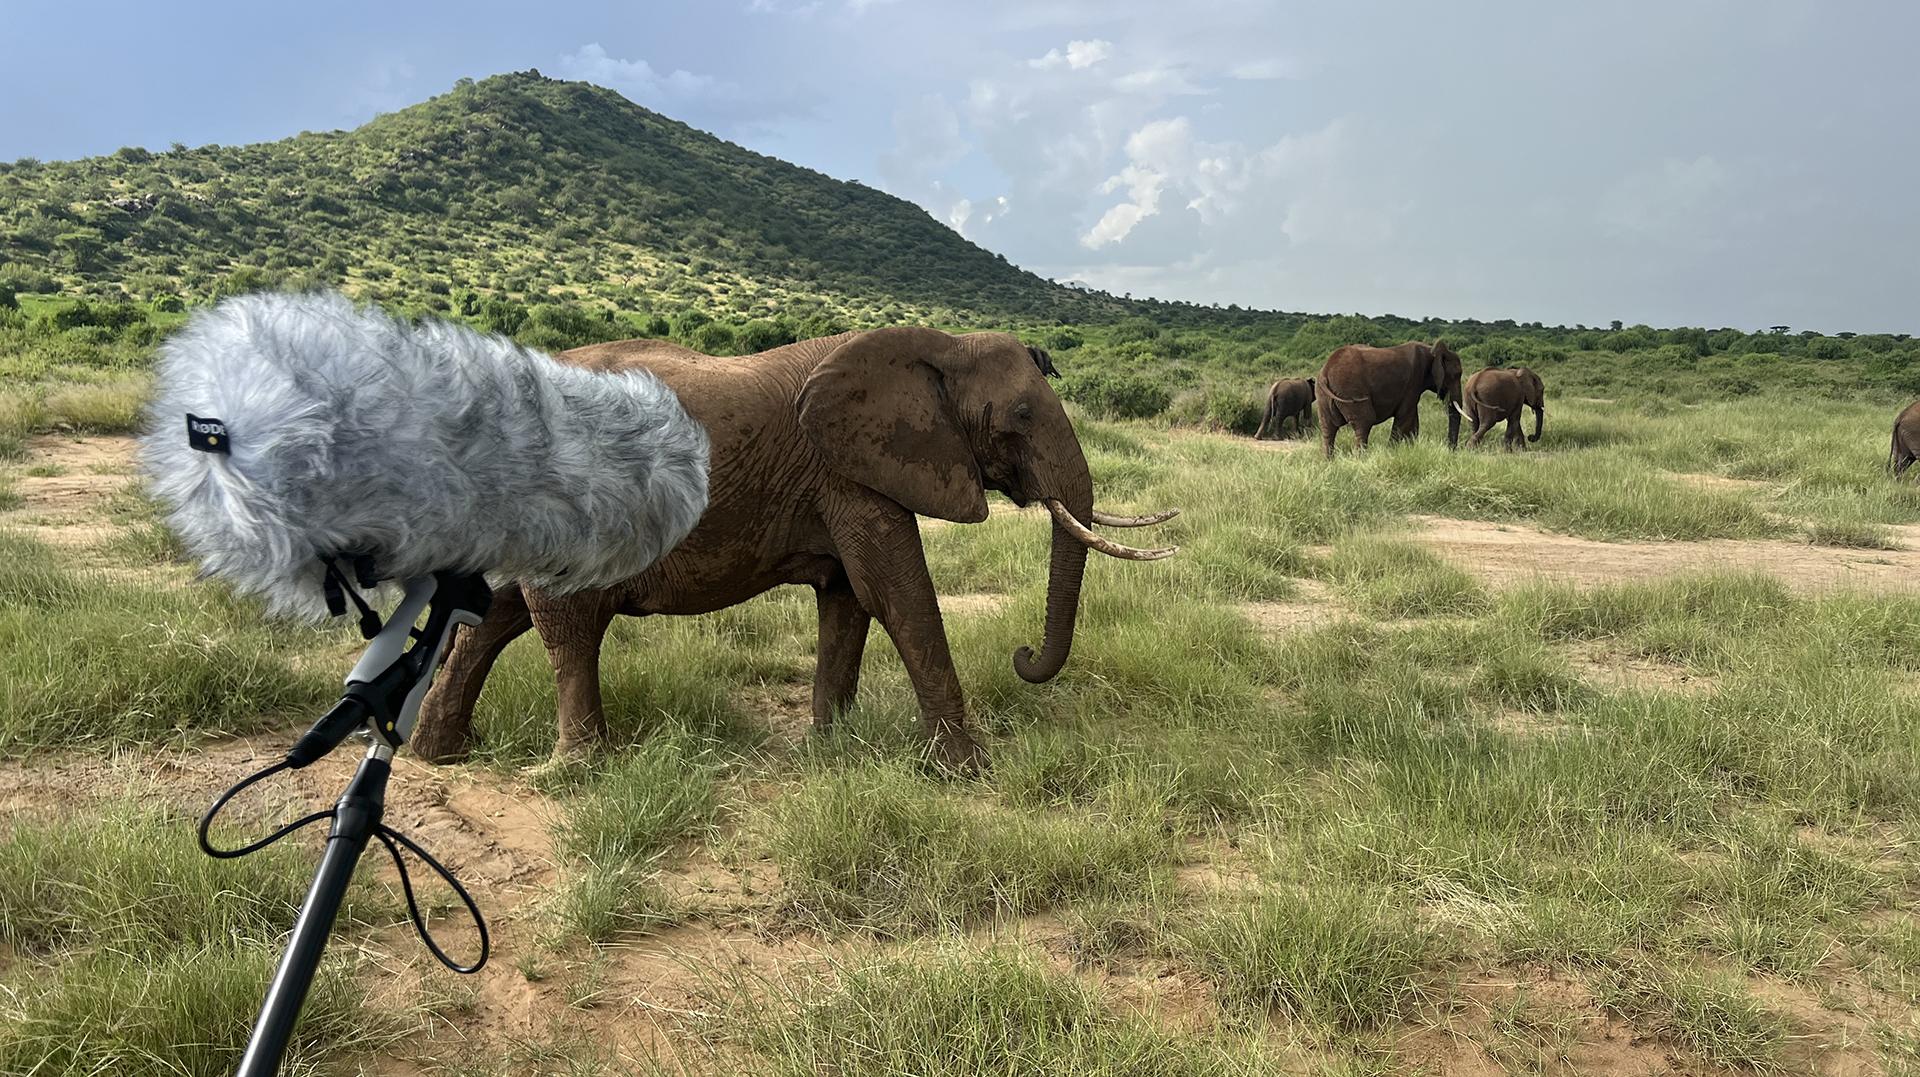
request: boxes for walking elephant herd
[1255,340,1546,454]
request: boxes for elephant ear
[1027,345,1060,379]
[1427,343,1452,393]
[797,328,989,523]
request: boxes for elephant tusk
[1046,499,1178,560]
[1091,507,1181,528]
[1452,401,1470,419]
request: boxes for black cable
[198,759,333,859]
[198,753,488,974]
[375,825,490,974]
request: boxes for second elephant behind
[1254,377,1315,439]
[1460,366,1546,450]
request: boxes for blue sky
[3,1,1915,333]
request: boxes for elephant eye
[1013,401,1034,424]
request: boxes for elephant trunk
[1530,402,1544,443]
[1446,387,1463,449]
[1015,481,1092,684]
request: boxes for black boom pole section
[235,746,392,1077]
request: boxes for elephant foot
[407,717,473,765]
[529,734,608,784]
[926,725,990,776]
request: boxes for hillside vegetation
[5,71,1918,442]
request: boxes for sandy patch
[1413,515,1920,594]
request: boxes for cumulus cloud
[558,44,722,101]
[1030,39,1113,70]
[555,43,812,130]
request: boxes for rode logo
[186,413,231,454]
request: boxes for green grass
[543,864,682,946]
[0,943,380,1077]
[708,947,1281,1076]
[550,731,722,866]
[1592,960,1791,1070]
[0,533,335,753]
[762,760,1170,934]
[0,801,394,1076]
[1176,889,1439,1033]
[7,352,1920,1072]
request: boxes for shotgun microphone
[140,290,710,619]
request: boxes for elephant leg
[412,582,535,763]
[1319,402,1343,458]
[1390,401,1420,442]
[525,587,620,760]
[1506,415,1524,451]
[832,510,985,772]
[813,576,871,731]
[1898,453,1915,478]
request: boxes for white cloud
[1229,58,1301,80]
[1030,39,1113,71]
[557,44,724,102]
[1112,66,1210,96]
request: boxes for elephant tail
[1256,388,1281,439]
[1321,386,1368,407]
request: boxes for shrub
[737,318,795,353]
[691,321,736,354]
[478,297,526,336]
[1062,368,1172,420]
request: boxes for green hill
[0,70,1126,326]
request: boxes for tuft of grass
[709,947,1279,1076]
[40,376,149,434]
[551,732,722,867]
[544,865,682,946]
[1592,960,1790,1070]
[0,801,319,954]
[1315,536,1488,618]
[0,800,396,1076]
[1176,888,1437,1032]
[993,722,1287,830]
[763,761,1169,934]
[0,943,381,1077]
[0,530,336,753]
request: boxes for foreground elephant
[1253,377,1315,439]
[1316,341,1464,457]
[1460,366,1546,450]
[1891,400,1920,477]
[410,328,1178,770]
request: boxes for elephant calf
[1460,366,1546,450]
[1890,400,1920,477]
[1254,377,1315,439]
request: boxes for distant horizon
[5,2,1916,335]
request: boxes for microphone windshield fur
[141,291,710,620]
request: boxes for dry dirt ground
[4,433,1913,1073]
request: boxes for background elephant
[1890,400,1920,477]
[1315,341,1464,457]
[1254,377,1315,439]
[409,327,1177,771]
[1461,366,1545,450]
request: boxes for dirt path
[1413,514,1920,593]
[0,434,140,552]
